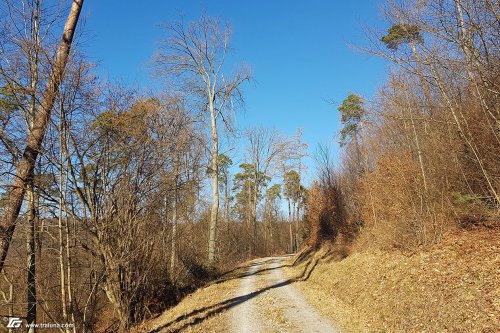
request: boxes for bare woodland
[0,2,306,331]
[0,0,498,332]
[308,0,499,251]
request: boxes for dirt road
[143,255,341,332]
[229,256,340,333]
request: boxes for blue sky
[82,0,389,184]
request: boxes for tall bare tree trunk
[0,0,84,273]
[402,82,429,193]
[353,131,363,174]
[409,42,433,117]
[293,202,298,252]
[359,119,378,225]
[222,173,229,228]
[26,3,41,330]
[252,177,258,255]
[58,182,68,329]
[26,185,37,333]
[208,99,219,265]
[394,56,429,194]
[224,177,230,232]
[295,160,302,251]
[170,196,177,278]
[288,198,293,253]
[58,119,69,331]
[65,218,76,333]
[358,121,369,173]
[170,161,179,278]
[62,122,76,333]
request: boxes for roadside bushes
[306,176,352,248]
[354,151,452,250]
[306,183,334,248]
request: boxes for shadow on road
[149,279,292,332]
[148,256,318,333]
[213,257,293,284]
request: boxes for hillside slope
[286,228,499,332]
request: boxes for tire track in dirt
[264,257,341,332]
[229,259,265,333]
[229,256,340,333]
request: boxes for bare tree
[0,0,84,273]
[156,15,251,264]
[246,127,289,253]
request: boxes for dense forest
[0,0,498,332]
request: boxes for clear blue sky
[81,0,389,184]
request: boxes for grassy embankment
[286,227,499,332]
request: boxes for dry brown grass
[130,264,252,333]
[285,228,499,332]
